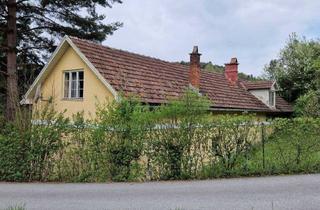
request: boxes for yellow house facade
[22,36,293,119]
[22,37,118,119]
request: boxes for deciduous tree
[263,34,320,102]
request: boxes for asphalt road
[0,174,320,210]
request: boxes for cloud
[101,0,320,75]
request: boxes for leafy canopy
[263,33,320,102]
[0,0,122,103]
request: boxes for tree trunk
[5,0,18,121]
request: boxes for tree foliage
[89,95,149,181]
[0,0,122,119]
[0,103,69,181]
[271,118,320,169]
[210,115,257,172]
[264,33,320,102]
[294,90,320,117]
[180,61,261,81]
[146,89,211,179]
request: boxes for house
[22,36,293,119]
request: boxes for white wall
[249,89,275,108]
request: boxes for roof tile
[71,37,292,113]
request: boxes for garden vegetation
[0,89,319,182]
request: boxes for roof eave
[20,36,70,105]
[209,107,271,113]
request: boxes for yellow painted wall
[33,46,114,119]
[210,111,267,121]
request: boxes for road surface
[0,174,320,210]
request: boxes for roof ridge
[242,79,273,83]
[201,69,225,75]
[69,36,228,76]
[69,36,188,69]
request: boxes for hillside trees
[180,61,260,81]
[0,0,122,121]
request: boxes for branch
[0,13,7,19]
[0,45,9,50]
[0,70,8,76]
[20,26,51,33]
[17,0,29,4]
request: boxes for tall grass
[1,205,26,210]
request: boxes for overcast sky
[101,0,320,76]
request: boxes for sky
[100,0,320,76]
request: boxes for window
[269,91,275,107]
[64,71,84,99]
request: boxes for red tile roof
[242,80,274,90]
[275,96,294,112]
[241,80,293,112]
[71,37,292,113]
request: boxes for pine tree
[0,0,122,120]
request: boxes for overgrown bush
[146,89,211,180]
[1,91,320,182]
[0,123,30,181]
[88,96,149,181]
[295,90,320,117]
[28,106,69,181]
[0,104,69,181]
[209,115,258,175]
[266,118,320,172]
[53,112,92,182]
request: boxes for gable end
[21,36,119,104]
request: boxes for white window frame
[269,90,276,107]
[63,70,84,99]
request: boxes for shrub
[28,105,69,181]
[53,112,92,182]
[89,95,149,181]
[209,115,259,175]
[146,89,211,180]
[1,91,320,182]
[268,118,320,172]
[0,103,69,181]
[0,124,30,181]
[295,90,320,117]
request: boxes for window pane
[79,80,84,98]
[65,71,84,99]
[72,72,77,81]
[272,93,275,105]
[269,92,272,105]
[79,71,84,80]
[273,93,276,106]
[64,73,70,98]
[79,80,84,90]
[79,89,83,98]
[71,79,77,98]
[269,91,274,106]
[70,72,77,98]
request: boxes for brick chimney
[225,57,239,84]
[189,46,201,89]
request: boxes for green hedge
[1,90,320,182]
